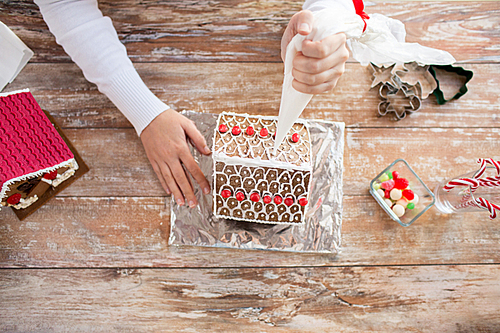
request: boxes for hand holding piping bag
[274,0,456,152]
[280,10,350,96]
[275,4,363,152]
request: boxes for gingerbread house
[212,112,312,224]
[0,89,79,210]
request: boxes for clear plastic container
[369,159,435,227]
[434,166,498,216]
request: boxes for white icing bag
[274,4,456,150]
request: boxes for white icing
[213,153,312,172]
[0,88,30,97]
[47,160,79,187]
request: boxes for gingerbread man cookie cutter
[378,83,422,120]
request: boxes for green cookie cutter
[429,65,473,105]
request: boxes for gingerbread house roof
[213,112,312,170]
[0,89,75,199]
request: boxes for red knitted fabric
[0,91,74,190]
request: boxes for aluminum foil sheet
[169,111,344,254]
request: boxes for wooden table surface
[1,1,500,331]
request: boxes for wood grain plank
[2,1,499,327]
[5,63,500,129]
[17,127,495,197]
[1,196,499,268]
[343,127,500,195]
[1,266,499,331]
[2,1,499,63]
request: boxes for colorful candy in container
[370,159,435,226]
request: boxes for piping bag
[273,1,456,152]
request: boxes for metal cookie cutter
[378,83,422,120]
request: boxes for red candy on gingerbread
[218,124,228,133]
[235,192,245,201]
[250,192,260,202]
[6,193,22,205]
[284,197,294,206]
[43,170,58,180]
[263,195,272,204]
[298,198,308,206]
[232,126,241,135]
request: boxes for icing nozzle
[274,83,313,152]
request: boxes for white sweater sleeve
[34,0,169,136]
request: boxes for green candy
[407,202,415,209]
[387,171,393,179]
[373,183,381,190]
